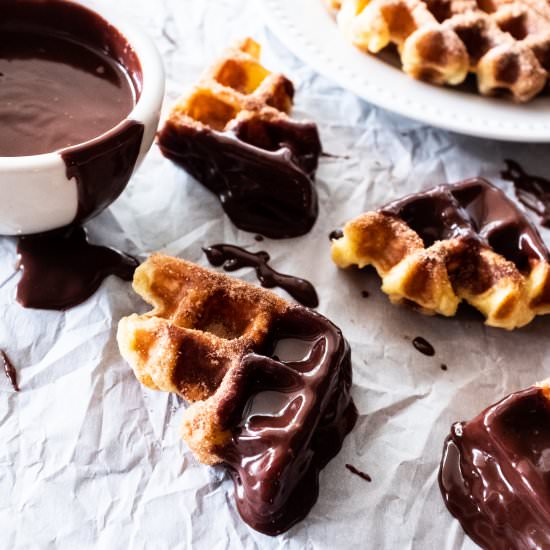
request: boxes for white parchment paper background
[1,1,549,548]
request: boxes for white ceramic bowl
[0,0,165,236]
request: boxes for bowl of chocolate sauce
[0,0,164,235]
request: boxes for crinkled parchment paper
[1,1,549,548]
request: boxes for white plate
[260,0,550,142]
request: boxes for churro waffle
[332,0,550,101]
[331,178,550,329]
[117,255,356,535]
[157,38,321,238]
[439,380,550,549]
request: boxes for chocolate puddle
[203,244,319,308]
[439,386,550,550]
[345,464,372,482]
[1,350,19,392]
[17,226,138,310]
[412,336,435,356]
[502,159,550,228]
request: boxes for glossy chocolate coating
[439,386,550,550]
[158,116,321,239]
[203,243,319,308]
[214,307,357,535]
[382,177,549,270]
[502,159,550,228]
[17,226,138,310]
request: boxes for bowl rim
[0,0,164,169]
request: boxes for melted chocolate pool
[439,386,550,549]
[215,307,357,535]
[0,0,141,157]
[17,226,138,310]
[203,244,319,308]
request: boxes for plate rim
[259,0,550,143]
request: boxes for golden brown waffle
[157,37,321,239]
[333,0,550,101]
[117,255,356,535]
[331,178,550,329]
[117,254,289,463]
[164,37,294,134]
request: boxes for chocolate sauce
[412,336,435,356]
[361,290,370,298]
[1,350,19,392]
[0,0,142,158]
[158,113,321,239]
[203,244,319,308]
[439,386,550,550]
[17,226,138,310]
[440,363,448,371]
[502,160,550,228]
[215,306,357,535]
[345,464,372,482]
[1,1,145,310]
[329,229,344,241]
[382,178,550,273]
[254,235,264,242]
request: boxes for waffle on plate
[330,0,550,101]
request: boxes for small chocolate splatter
[1,350,19,392]
[441,363,448,371]
[361,290,370,298]
[345,464,372,482]
[254,235,264,242]
[321,151,351,160]
[412,336,435,356]
[329,229,343,241]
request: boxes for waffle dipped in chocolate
[439,380,550,549]
[117,255,356,535]
[331,178,550,329]
[332,0,550,102]
[157,38,321,238]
